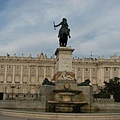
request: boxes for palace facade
[0,52,120,100]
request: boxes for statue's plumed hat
[62,18,67,21]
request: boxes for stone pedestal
[55,47,74,73]
[53,47,74,81]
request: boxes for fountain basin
[48,101,87,112]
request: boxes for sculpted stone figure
[58,71,74,80]
[54,18,71,47]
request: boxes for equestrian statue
[53,18,71,47]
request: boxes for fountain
[39,47,92,113]
[48,71,88,112]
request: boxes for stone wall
[0,85,55,111]
[0,100,45,110]
[93,102,120,110]
[78,86,93,109]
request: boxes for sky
[0,0,120,58]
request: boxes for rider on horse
[54,18,71,38]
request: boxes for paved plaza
[0,115,46,120]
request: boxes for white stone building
[0,51,120,100]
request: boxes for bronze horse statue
[54,18,71,47]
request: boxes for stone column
[94,68,97,85]
[100,67,104,85]
[12,65,15,84]
[20,65,23,84]
[118,67,120,78]
[44,66,46,78]
[82,67,84,82]
[90,67,92,83]
[36,66,39,83]
[4,65,7,83]
[51,66,54,79]
[28,65,31,84]
[96,67,98,84]
[110,67,113,79]
[97,67,103,86]
[75,67,77,79]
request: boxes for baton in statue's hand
[53,21,56,30]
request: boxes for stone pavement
[0,115,46,120]
[0,109,120,120]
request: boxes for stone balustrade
[94,98,115,103]
[5,93,42,101]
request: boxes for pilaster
[12,65,15,84]
[20,65,23,84]
[51,66,54,79]
[28,66,30,84]
[4,65,7,83]
[44,67,46,78]
[118,67,120,78]
[100,67,104,85]
[110,67,113,79]
[36,66,39,83]
[82,67,84,82]
[90,67,92,83]
[75,67,77,79]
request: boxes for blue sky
[0,0,120,58]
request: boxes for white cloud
[0,0,120,58]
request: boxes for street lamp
[10,85,16,100]
[16,85,21,99]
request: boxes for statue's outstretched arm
[54,22,62,27]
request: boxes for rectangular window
[114,68,116,71]
[39,67,42,70]
[16,65,20,69]
[0,65,4,69]
[78,68,81,71]
[47,67,50,70]
[31,65,36,69]
[86,68,88,71]
[9,65,12,69]
[106,67,108,71]
[24,66,27,69]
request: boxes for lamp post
[4,86,7,100]
[17,85,21,98]
[10,85,16,100]
[36,85,41,100]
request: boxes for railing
[94,98,115,103]
[4,93,42,101]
